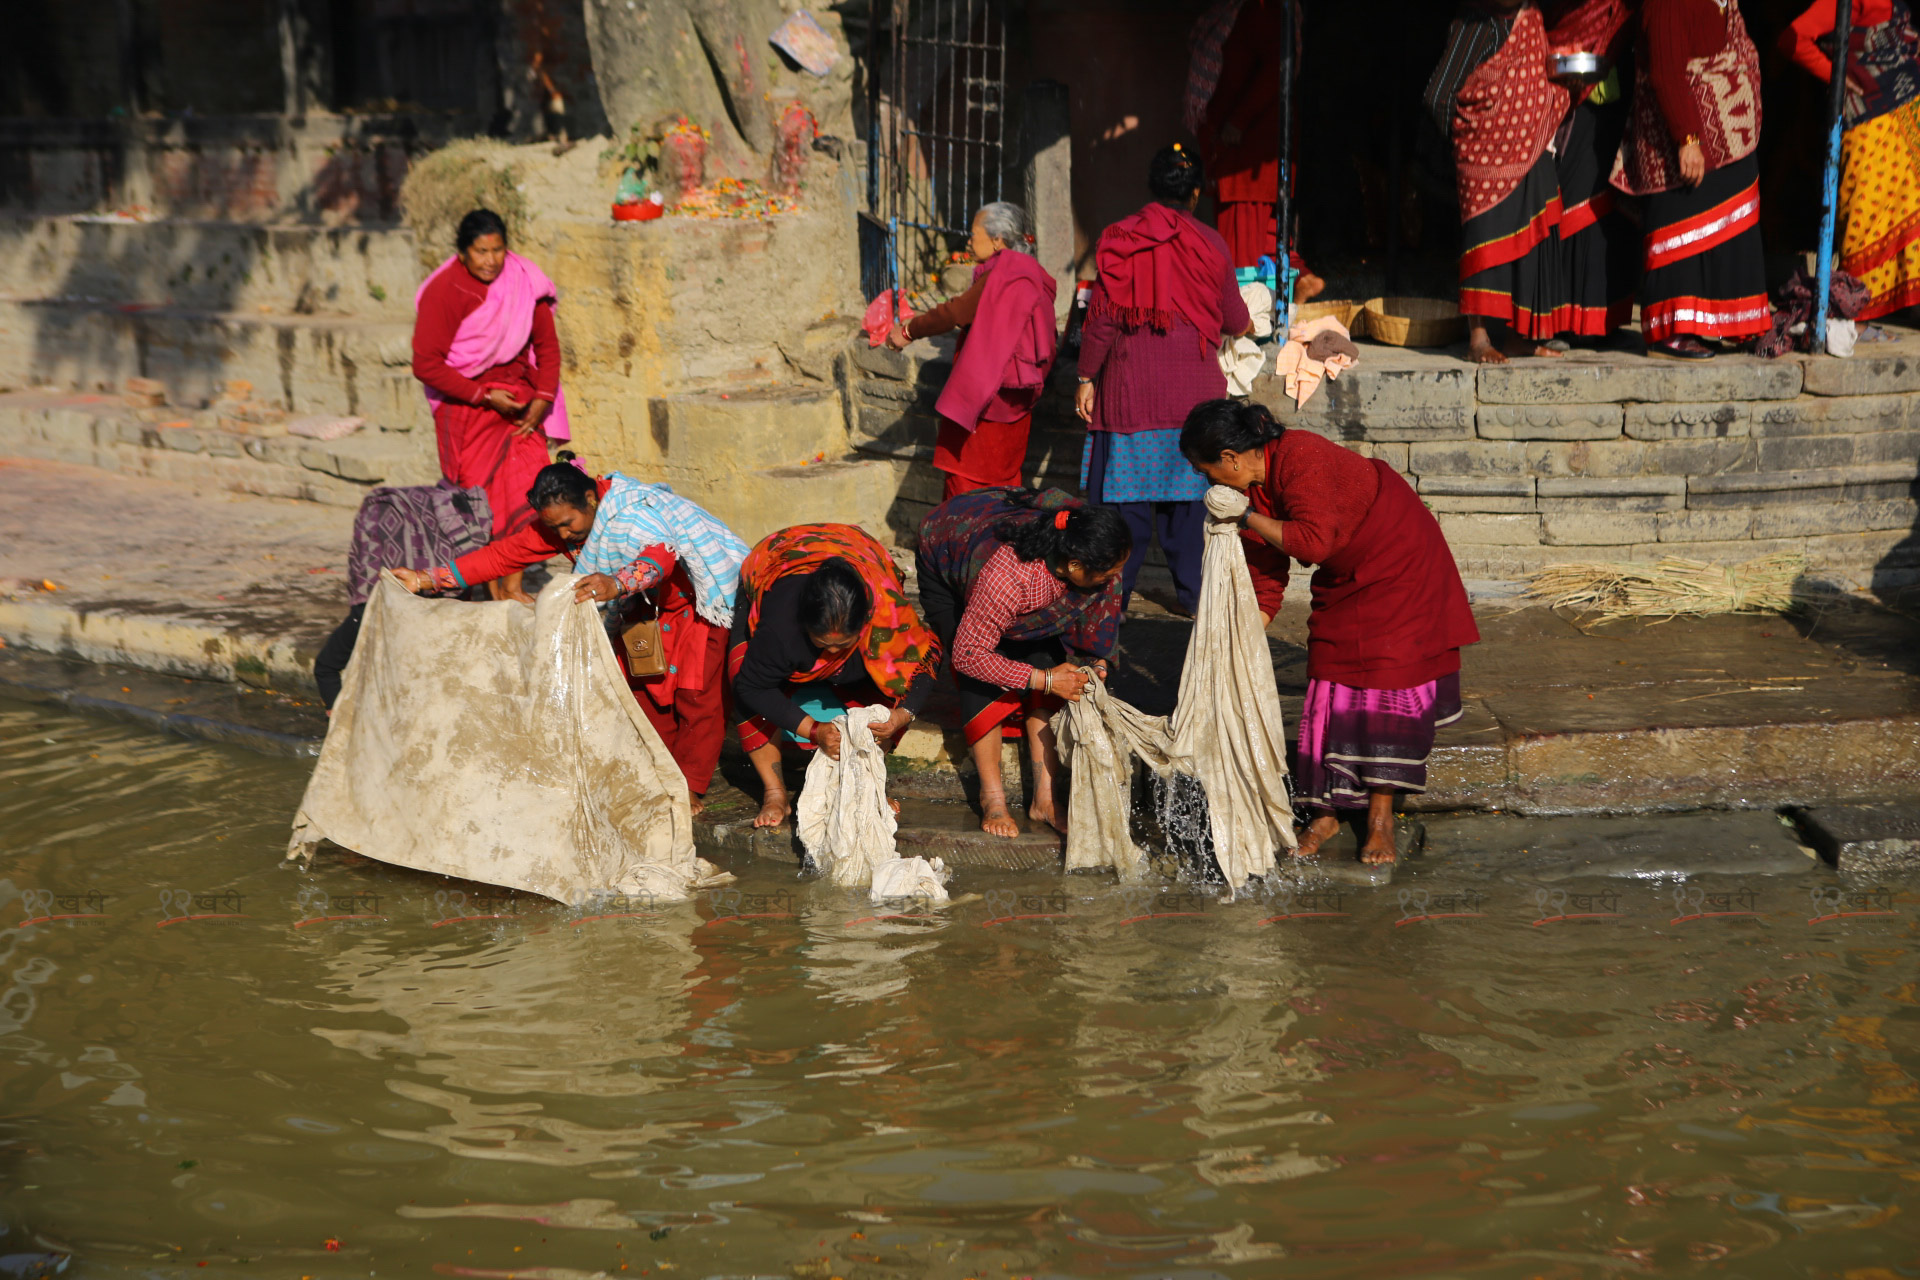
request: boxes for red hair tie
[1054,509,1070,530]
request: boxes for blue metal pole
[1813,0,1854,351]
[1274,0,1296,336]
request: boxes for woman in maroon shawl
[1181,400,1480,865]
[1076,144,1251,615]
[1611,0,1770,359]
[1424,0,1573,363]
[887,202,1058,500]
[411,208,567,598]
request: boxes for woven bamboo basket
[1290,298,1365,336]
[1362,296,1467,348]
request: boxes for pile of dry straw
[1524,552,1805,623]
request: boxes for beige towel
[796,704,903,890]
[287,572,725,904]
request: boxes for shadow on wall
[1872,480,1920,615]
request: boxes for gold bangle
[1683,134,1701,148]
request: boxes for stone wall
[844,331,1920,591]
[0,114,460,222]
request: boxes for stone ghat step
[0,392,437,507]
[0,297,425,428]
[0,215,422,323]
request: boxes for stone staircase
[0,214,428,437]
[850,323,1920,592]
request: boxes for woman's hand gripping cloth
[1051,675,1185,882]
[796,705,952,902]
[1168,485,1299,888]
[286,573,730,904]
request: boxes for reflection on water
[2,698,1918,1277]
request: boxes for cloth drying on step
[1272,315,1357,408]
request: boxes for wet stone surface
[1793,802,1920,874]
[1419,810,1819,881]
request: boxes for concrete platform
[1790,802,1920,874]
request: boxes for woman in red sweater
[412,209,568,597]
[1611,0,1770,359]
[1181,400,1480,865]
[391,460,747,811]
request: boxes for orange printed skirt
[1840,98,1920,321]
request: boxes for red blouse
[412,266,561,405]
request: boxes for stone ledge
[1752,393,1909,436]
[1476,403,1623,440]
[1802,349,1920,397]
[1623,401,1751,440]
[1687,462,1920,507]
[1476,356,1802,405]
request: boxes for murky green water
[4,699,1919,1279]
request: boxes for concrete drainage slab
[1790,803,1920,874]
[1416,810,1819,881]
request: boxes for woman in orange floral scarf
[728,524,941,828]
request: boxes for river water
[3,699,1918,1278]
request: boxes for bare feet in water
[754,786,790,829]
[979,788,1019,839]
[1292,812,1342,857]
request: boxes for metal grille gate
[863,0,1008,306]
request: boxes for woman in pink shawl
[411,208,572,597]
[887,202,1058,500]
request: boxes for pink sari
[414,251,572,441]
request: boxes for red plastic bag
[863,291,915,348]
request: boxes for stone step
[0,215,422,322]
[0,297,425,428]
[0,392,436,506]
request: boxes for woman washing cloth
[729,525,942,829]
[887,202,1058,500]
[915,489,1130,838]
[390,461,747,811]
[413,208,571,598]
[1181,400,1480,865]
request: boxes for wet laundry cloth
[1167,485,1299,887]
[1273,315,1358,409]
[1052,675,1185,882]
[1219,335,1266,397]
[795,704,923,897]
[287,573,727,904]
[1053,485,1297,891]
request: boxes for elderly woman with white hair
[888,201,1059,499]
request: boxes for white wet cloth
[1168,485,1299,884]
[1052,674,1184,882]
[286,572,727,904]
[795,704,909,893]
[870,855,952,904]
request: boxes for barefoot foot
[980,798,1020,839]
[1292,813,1342,858]
[1467,337,1508,365]
[1359,836,1399,865]
[754,788,790,829]
[690,793,706,817]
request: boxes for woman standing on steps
[1180,400,1480,865]
[728,524,942,829]
[1076,144,1252,616]
[390,460,746,811]
[886,201,1058,501]
[1612,0,1771,360]
[915,488,1130,838]
[412,207,571,599]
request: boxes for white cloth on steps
[1168,485,1299,884]
[795,705,951,902]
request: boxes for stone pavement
[6,454,1920,867]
